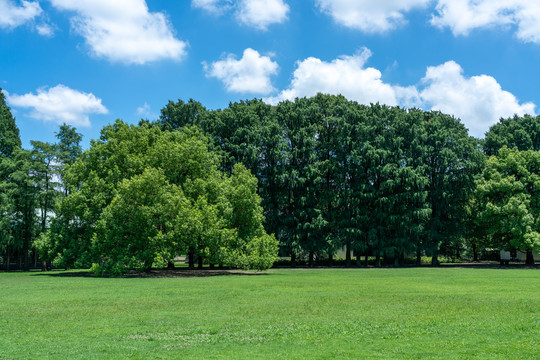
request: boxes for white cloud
[419,61,536,137]
[49,0,187,64]
[316,0,430,33]
[35,22,54,36]
[236,0,289,30]
[266,49,534,137]
[0,0,42,29]
[266,48,419,106]
[5,85,108,127]
[431,0,540,44]
[191,0,232,14]
[192,0,289,30]
[204,48,279,94]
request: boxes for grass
[0,268,539,359]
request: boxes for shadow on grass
[31,268,270,278]
[273,262,539,270]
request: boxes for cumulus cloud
[316,0,430,33]
[265,48,534,137]
[192,0,289,30]
[0,0,42,29]
[204,48,279,94]
[236,0,289,30]
[266,48,419,106]
[5,85,108,127]
[419,61,536,137]
[49,0,187,64]
[431,0,540,44]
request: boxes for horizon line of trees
[1,90,540,273]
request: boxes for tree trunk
[345,241,351,267]
[431,253,439,266]
[416,248,422,266]
[308,250,314,267]
[328,253,333,267]
[526,249,535,265]
[167,260,175,270]
[364,253,368,268]
[472,243,478,262]
[290,252,296,268]
[198,255,204,269]
[23,238,29,271]
[356,252,361,267]
[375,254,381,268]
[188,248,194,269]
[209,263,215,269]
[6,249,10,271]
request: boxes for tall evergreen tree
[55,123,83,196]
[0,89,22,269]
[421,112,484,265]
[0,89,21,158]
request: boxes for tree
[275,98,320,265]
[0,89,21,158]
[55,123,83,196]
[93,168,187,274]
[353,105,429,266]
[31,140,61,269]
[474,147,540,264]
[159,98,207,131]
[48,121,278,274]
[8,149,40,270]
[421,112,484,265]
[484,115,540,156]
[0,89,21,269]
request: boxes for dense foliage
[159,95,488,265]
[2,91,540,272]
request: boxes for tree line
[1,90,539,273]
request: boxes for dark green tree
[55,123,83,196]
[0,89,21,158]
[422,112,484,265]
[159,98,207,131]
[484,115,540,156]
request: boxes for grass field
[0,268,539,359]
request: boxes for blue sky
[1,0,540,148]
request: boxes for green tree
[422,112,483,265]
[93,168,187,274]
[354,105,429,266]
[484,115,540,156]
[55,123,83,196]
[275,98,320,265]
[0,89,21,158]
[0,89,21,269]
[30,140,61,270]
[49,121,277,274]
[159,98,207,131]
[8,149,40,270]
[474,147,540,264]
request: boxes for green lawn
[0,268,538,359]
